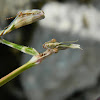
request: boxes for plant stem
[0,56,38,87]
[0,39,39,56]
[0,39,82,87]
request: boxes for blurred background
[0,0,100,100]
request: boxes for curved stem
[0,57,37,87]
[0,39,82,87]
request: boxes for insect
[0,9,45,36]
[43,39,79,53]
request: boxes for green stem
[0,56,37,87]
[0,39,39,56]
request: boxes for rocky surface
[21,1,100,100]
[0,0,100,100]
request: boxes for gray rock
[21,2,100,100]
[0,0,30,18]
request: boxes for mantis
[0,9,45,36]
